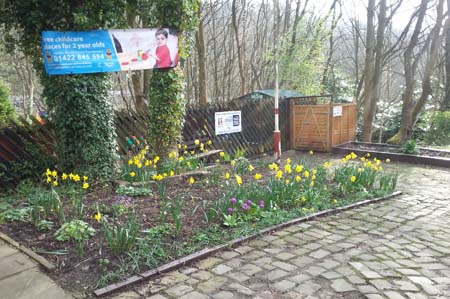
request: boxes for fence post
[289,98,295,150]
[328,96,333,151]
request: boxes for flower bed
[333,141,450,167]
[0,143,398,297]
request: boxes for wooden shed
[289,96,357,152]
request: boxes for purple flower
[246,199,252,205]
[242,203,250,210]
[259,200,265,209]
[230,197,237,204]
[228,207,233,215]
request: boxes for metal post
[274,62,281,164]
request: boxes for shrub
[424,111,450,145]
[403,139,418,154]
[0,80,16,127]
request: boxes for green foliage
[55,219,95,255]
[116,185,152,196]
[0,80,16,127]
[278,18,327,94]
[0,138,55,189]
[102,214,140,255]
[403,139,418,154]
[43,74,119,177]
[2,1,126,179]
[29,189,65,225]
[424,111,450,145]
[148,69,186,155]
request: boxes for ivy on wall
[1,0,126,177]
[145,0,201,155]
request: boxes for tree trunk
[362,0,386,141]
[442,0,450,110]
[360,0,376,142]
[232,0,246,95]
[196,14,208,105]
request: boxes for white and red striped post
[274,62,281,164]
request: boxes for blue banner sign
[42,28,179,75]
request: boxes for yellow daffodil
[248,165,255,172]
[137,163,142,169]
[170,170,175,176]
[276,170,283,180]
[62,173,68,180]
[312,175,316,180]
[83,175,88,181]
[333,199,338,204]
[145,160,152,167]
[46,169,51,176]
[179,156,184,162]
[73,174,81,182]
[53,180,58,187]
[284,164,292,174]
[295,165,303,173]
[163,173,167,177]
[358,168,364,173]
[255,173,262,180]
[295,176,302,182]
[310,181,315,187]
[194,139,200,145]
[184,144,188,149]
[225,172,230,179]
[323,161,331,168]
[187,161,191,167]
[301,196,307,202]
[386,159,391,163]
[46,177,51,183]
[51,170,57,178]
[178,144,182,149]
[83,182,89,189]
[351,152,357,159]
[190,151,195,155]
[304,171,310,178]
[219,151,225,157]
[189,177,195,184]
[269,163,279,171]
[351,175,356,182]
[94,211,101,222]
[366,153,371,157]
[130,171,136,177]
[156,174,164,181]
[312,169,317,175]
[235,175,243,186]
[286,158,292,164]
[207,140,213,145]
[215,159,220,163]
[128,159,133,165]
[231,160,236,166]
[286,179,290,184]
[309,150,314,155]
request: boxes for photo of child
[109,28,178,71]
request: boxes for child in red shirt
[146,29,172,68]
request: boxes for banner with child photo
[42,28,178,75]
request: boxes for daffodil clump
[45,168,90,190]
[212,152,397,227]
[334,152,397,194]
[121,139,225,183]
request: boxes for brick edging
[93,190,402,297]
[0,231,55,272]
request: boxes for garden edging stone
[94,190,402,297]
[0,231,55,272]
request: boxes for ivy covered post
[2,1,126,177]
[146,0,201,156]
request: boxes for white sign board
[215,111,242,135]
[333,106,342,117]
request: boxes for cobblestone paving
[111,165,450,299]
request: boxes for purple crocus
[228,207,233,215]
[230,197,237,204]
[246,199,252,205]
[242,203,250,210]
[259,200,265,209]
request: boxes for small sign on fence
[333,105,343,117]
[215,111,242,135]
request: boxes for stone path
[109,164,450,299]
[0,240,73,299]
